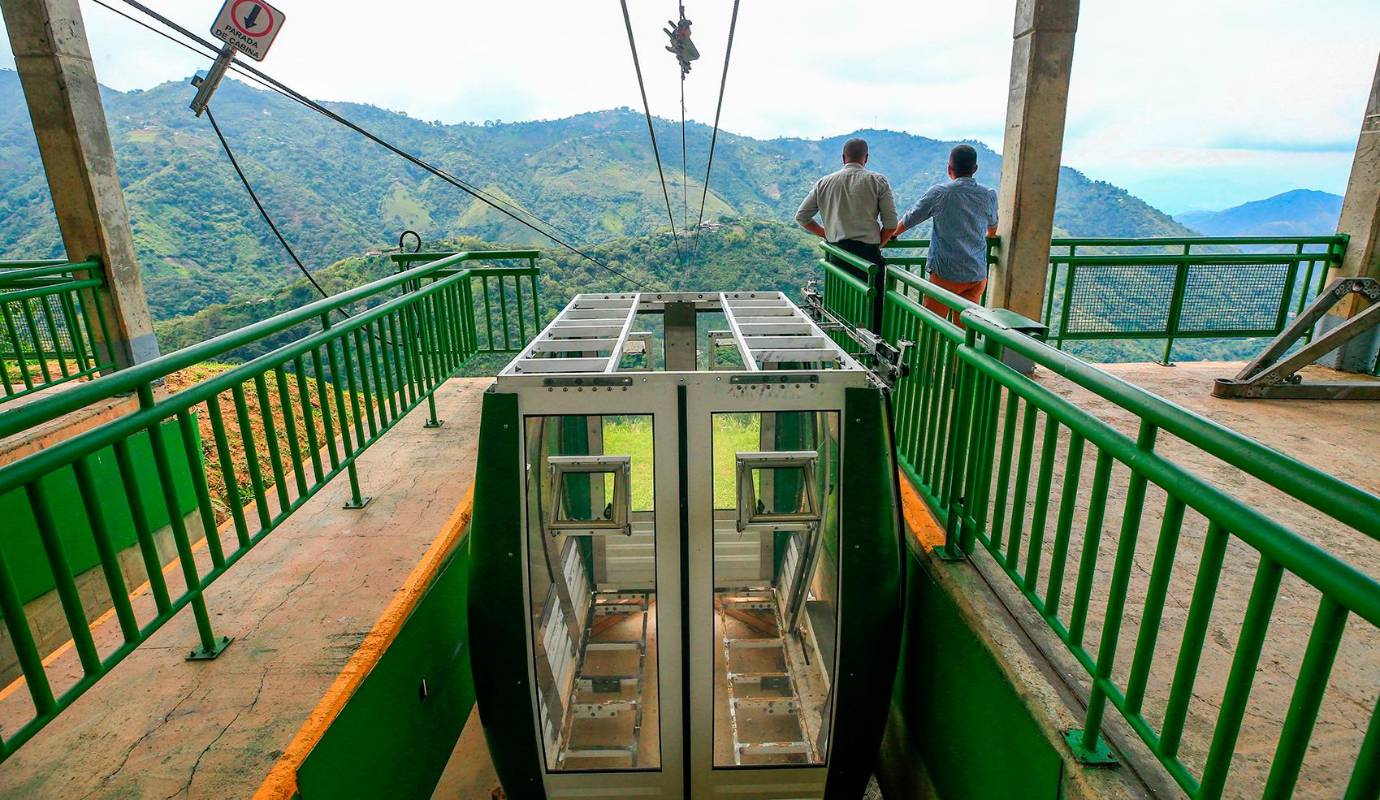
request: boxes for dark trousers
[827,239,886,330]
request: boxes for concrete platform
[1005,361,1380,797]
[0,378,490,799]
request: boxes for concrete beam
[2,0,159,369]
[988,0,1079,321]
[1319,51,1380,372]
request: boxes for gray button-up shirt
[795,163,898,245]
[899,177,998,283]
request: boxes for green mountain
[1175,189,1343,237]
[154,220,817,357]
[1,68,1196,322]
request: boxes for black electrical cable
[691,0,741,261]
[103,0,659,291]
[204,105,334,298]
[619,0,685,268]
[93,0,564,248]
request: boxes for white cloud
[1,0,1376,212]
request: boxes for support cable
[204,105,330,299]
[691,0,741,261]
[680,72,689,236]
[619,0,685,268]
[93,0,659,291]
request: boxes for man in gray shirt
[795,137,898,261]
[795,138,898,322]
[893,144,998,322]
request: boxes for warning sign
[211,0,285,62]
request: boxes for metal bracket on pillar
[189,44,237,117]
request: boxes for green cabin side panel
[877,545,1064,799]
[466,390,547,800]
[296,534,475,799]
[823,387,904,798]
[0,417,200,607]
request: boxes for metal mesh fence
[1,293,82,358]
[1178,262,1291,333]
[1063,264,1176,335]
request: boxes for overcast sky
[3,0,1377,213]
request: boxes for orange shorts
[922,273,986,327]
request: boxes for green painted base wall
[0,417,199,607]
[877,546,1063,800]
[296,534,474,799]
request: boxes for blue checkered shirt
[899,177,998,283]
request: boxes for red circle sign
[230,0,274,39]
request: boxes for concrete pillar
[1319,51,1380,373]
[2,0,159,369]
[988,0,1079,322]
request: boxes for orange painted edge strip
[253,485,475,800]
[898,469,947,552]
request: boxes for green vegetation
[4,69,1299,366]
[1,68,1195,323]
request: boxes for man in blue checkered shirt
[890,144,998,322]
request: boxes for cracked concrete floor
[0,378,489,799]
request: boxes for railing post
[1159,245,1191,365]
[322,313,371,510]
[137,383,231,660]
[1069,419,1158,765]
[935,323,979,561]
[1057,262,1075,350]
[867,261,884,333]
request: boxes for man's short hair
[950,144,978,177]
[843,138,869,163]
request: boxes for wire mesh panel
[1063,264,1176,336]
[1178,262,1291,334]
[1,264,110,401]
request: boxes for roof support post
[2,0,159,370]
[1319,52,1380,373]
[989,0,1079,322]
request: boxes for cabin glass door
[701,409,842,786]
[523,413,664,774]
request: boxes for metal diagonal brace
[1213,278,1380,400]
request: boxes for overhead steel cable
[618,0,685,268]
[691,0,741,262]
[680,73,689,236]
[205,104,409,350]
[99,0,659,291]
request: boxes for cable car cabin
[468,292,903,800]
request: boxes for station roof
[498,292,866,378]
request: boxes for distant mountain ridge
[1175,189,1343,237]
[0,68,1196,320]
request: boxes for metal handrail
[0,250,537,438]
[0,249,541,762]
[826,256,1380,798]
[1040,236,1346,360]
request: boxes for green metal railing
[831,258,1380,800]
[818,244,879,354]
[0,250,540,761]
[1,259,117,403]
[1040,236,1347,362]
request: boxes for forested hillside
[1,68,1196,323]
[154,219,817,356]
